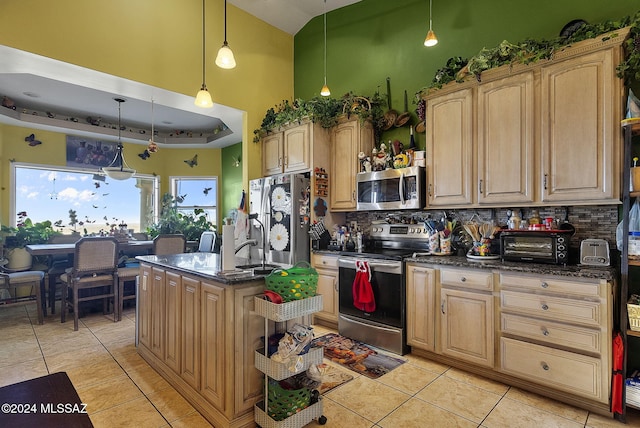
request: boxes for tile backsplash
[344,205,619,259]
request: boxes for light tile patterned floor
[1,302,639,427]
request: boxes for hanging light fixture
[148,98,158,153]
[195,0,214,108]
[424,0,438,47]
[320,0,330,96]
[215,0,236,69]
[102,98,136,180]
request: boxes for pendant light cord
[323,0,327,85]
[429,0,433,31]
[224,0,228,43]
[202,0,206,86]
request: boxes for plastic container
[630,232,640,256]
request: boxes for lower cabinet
[406,264,436,352]
[311,253,339,327]
[439,268,495,368]
[406,263,613,412]
[137,263,264,428]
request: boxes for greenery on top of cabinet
[253,92,386,143]
[421,10,640,93]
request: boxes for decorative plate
[269,223,289,251]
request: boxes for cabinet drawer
[500,337,603,402]
[500,273,603,298]
[311,253,338,270]
[440,268,493,291]
[501,290,602,327]
[501,313,602,354]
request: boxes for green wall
[221,142,243,220]
[294,0,635,149]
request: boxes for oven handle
[338,257,402,274]
[338,314,401,334]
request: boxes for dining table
[26,239,198,257]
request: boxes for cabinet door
[440,287,494,367]
[540,48,618,203]
[406,265,436,352]
[314,267,338,323]
[165,271,181,373]
[262,132,284,176]
[200,282,225,410]
[181,276,200,390]
[427,88,473,206]
[284,122,311,172]
[138,265,152,349]
[331,120,359,210]
[477,71,534,205]
[150,267,166,359]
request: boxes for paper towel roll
[222,224,236,271]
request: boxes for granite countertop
[136,253,268,285]
[313,250,616,281]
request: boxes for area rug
[311,333,406,379]
[316,363,354,394]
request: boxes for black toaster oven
[500,230,571,265]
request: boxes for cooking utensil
[395,90,411,127]
[559,207,576,236]
[383,77,398,130]
[415,121,426,133]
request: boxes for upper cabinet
[262,120,326,176]
[330,116,374,211]
[423,28,627,208]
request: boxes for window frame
[169,175,219,226]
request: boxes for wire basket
[266,262,318,302]
[267,379,311,421]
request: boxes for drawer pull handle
[460,277,467,282]
[541,304,549,311]
[541,362,550,371]
[441,301,445,315]
[541,282,548,288]
[542,329,550,336]
[322,261,327,265]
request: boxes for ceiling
[0,0,361,149]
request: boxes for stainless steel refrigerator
[248,173,311,267]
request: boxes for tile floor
[1,302,640,428]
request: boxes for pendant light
[102,98,136,180]
[424,0,438,47]
[215,0,236,69]
[320,0,330,96]
[195,0,214,108]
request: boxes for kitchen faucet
[235,239,258,254]
[248,213,272,274]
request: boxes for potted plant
[145,193,215,243]
[1,211,59,270]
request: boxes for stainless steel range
[337,223,429,355]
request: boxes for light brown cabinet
[311,253,339,327]
[137,262,264,428]
[422,29,626,208]
[406,264,436,352]
[330,116,374,211]
[498,272,612,404]
[262,120,329,177]
[438,267,495,368]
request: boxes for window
[11,163,159,234]
[170,177,218,226]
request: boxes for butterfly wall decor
[25,133,42,146]
[184,154,198,168]
[138,150,151,160]
[203,187,212,196]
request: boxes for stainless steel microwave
[356,166,425,211]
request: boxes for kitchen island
[135,253,265,428]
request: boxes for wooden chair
[198,231,217,252]
[0,270,46,324]
[152,234,186,255]
[116,264,138,322]
[60,237,119,331]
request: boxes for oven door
[338,257,404,328]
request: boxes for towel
[352,260,375,312]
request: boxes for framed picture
[66,135,116,169]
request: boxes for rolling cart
[254,294,327,427]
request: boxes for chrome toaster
[580,239,610,266]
